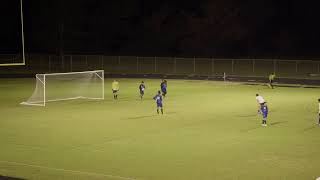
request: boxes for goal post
[0,0,25,66]
[21,70,104,106]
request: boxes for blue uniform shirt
[153,94,163,107]
[161,82,167,92]
[261,105,268,118]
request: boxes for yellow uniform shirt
[112,81,119,91]
[269,74,275,81]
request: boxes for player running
[269,73,276,89]
[256,94,265,114]
[153,90,163,114]
[139,81,146,100]
[112,80,119,99]
[160,79,167,97]
[260,102,268,126]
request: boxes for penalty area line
[0,160,138,180]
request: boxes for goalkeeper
[268,73,276,89]
[112,80,119,99]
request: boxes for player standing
[153,90,163,114]
[139,81,146,100]
[269,73,276,89]
[160,79,167,97]
[112,80,119,99]
[260,102,268,126]
[256,94,265,113]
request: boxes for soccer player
[112,80,119,99]
[139,81,146,100]
[153,90,163,114]
[260,102,268,126]
[256,94,265,113]
[318,99,320,125]
[269,73,276,89]
[160,79,167,97]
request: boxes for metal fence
[1,54,320,78]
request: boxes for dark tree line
[2,0,320,59]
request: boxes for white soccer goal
[21,70,104,106]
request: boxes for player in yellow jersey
[268,73,276,89]
[112,80,119,99]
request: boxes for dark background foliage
[1,0,320,59]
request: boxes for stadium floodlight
[21,70,104,106]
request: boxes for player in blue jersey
[160,79,167,97]
[139,81,146,100]
[260,102,268,126]
[153,90,163,114]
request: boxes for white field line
[0,160,138,180]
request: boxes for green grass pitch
[0,78,320,180]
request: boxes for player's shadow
[166,111,177,115]
[126,112,177,120]
[127,115,156,120]
[237,114,257,118]
[269,121,288,126]
[0,175,26,180]
[241,121,288,132]
[301,126,317,132]
[241,126,261,132]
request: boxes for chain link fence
[1,54,320,78]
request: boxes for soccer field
[0,78,320,180]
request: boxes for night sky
[1,0,320,58]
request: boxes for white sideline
[0,160,137,180]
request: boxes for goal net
[21,70,104,106]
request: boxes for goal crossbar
[36,70,104,76]
[0,0,25,66]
